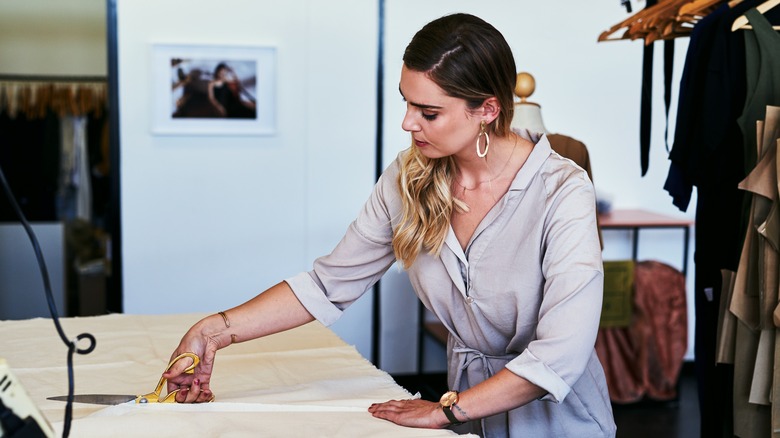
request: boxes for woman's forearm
[448,369,547,423]
[196,281,315,349]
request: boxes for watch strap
[441,405,463,426]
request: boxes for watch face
[440,391,459,407]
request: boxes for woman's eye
[422,112,437,121]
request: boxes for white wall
[0,0,106,76]
[117,0,378,358]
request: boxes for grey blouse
[286,131,616,437]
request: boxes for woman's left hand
[368,399,448,429]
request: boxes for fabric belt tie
[452,345,516,390]
[452,344,516,437]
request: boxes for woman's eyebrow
[399,86,442,110]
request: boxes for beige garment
[764,109,780,438]
[744,111,778,412]
[716,269,737,364]
[729,105,780,438]
[547,134,594,181]
[721,130,764,437]
[750,329,774,405]
[733,321,770,437]
[734,117,775,321]
[774,327,780,438]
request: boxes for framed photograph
[151,44,276,135]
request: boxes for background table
[0,313,472,437]
[598,208,695,277]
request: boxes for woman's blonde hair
[393,147,467,267]
[392,13,517,267]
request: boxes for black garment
[639,0,675,177]
[0,111,60,221]
[663,3,780,437]
[87,113,110,228]
[664,4,725,210]
[212,83,256,119]
[738,8,780,174]
[640,29,654,177]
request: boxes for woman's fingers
[368,399,443,429]
[176,378,214,403]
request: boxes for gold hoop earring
[476,120,490,158]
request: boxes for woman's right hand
[162,315,225,403]
[159,282,316,403]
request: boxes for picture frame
[150,43,276,136]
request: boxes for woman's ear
[479,96,501,125]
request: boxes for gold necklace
[454,137,518,192]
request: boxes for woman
[208,62,256,119]
[164,13,615,437]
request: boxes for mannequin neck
[511,102,548,135]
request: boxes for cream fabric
[0,313,472,437]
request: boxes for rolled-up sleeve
[505,270,604,403]
[504,165,604,402]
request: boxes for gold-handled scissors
[135,352,200,403]
[48,352,211,405]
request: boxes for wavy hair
[392,13,517,268]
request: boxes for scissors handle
[136,352,200,403]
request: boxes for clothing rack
[0,74,107,82]
[598,0,727,44]
[0,74,108,119]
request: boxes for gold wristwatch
[439,390,464,426]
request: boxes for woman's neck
[454,133,522,189]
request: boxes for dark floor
[610,368,699,438]
[392,367,699,437]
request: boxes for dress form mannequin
[511,72,548,134]
[510,71,603,247]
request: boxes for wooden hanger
[678,0,723,16]
[732,0,780,30]
[598,0,685,42]
[598,0,723,44]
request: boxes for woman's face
[216,67,230,80]
[399,65,481,160]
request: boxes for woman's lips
[414,139,428,148]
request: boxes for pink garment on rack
[595,260,688,403]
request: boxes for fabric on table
[0,313,474,437]
[59,409,467,438]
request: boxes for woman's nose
[401,110,419,132]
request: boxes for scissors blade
[47,394,137,405]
